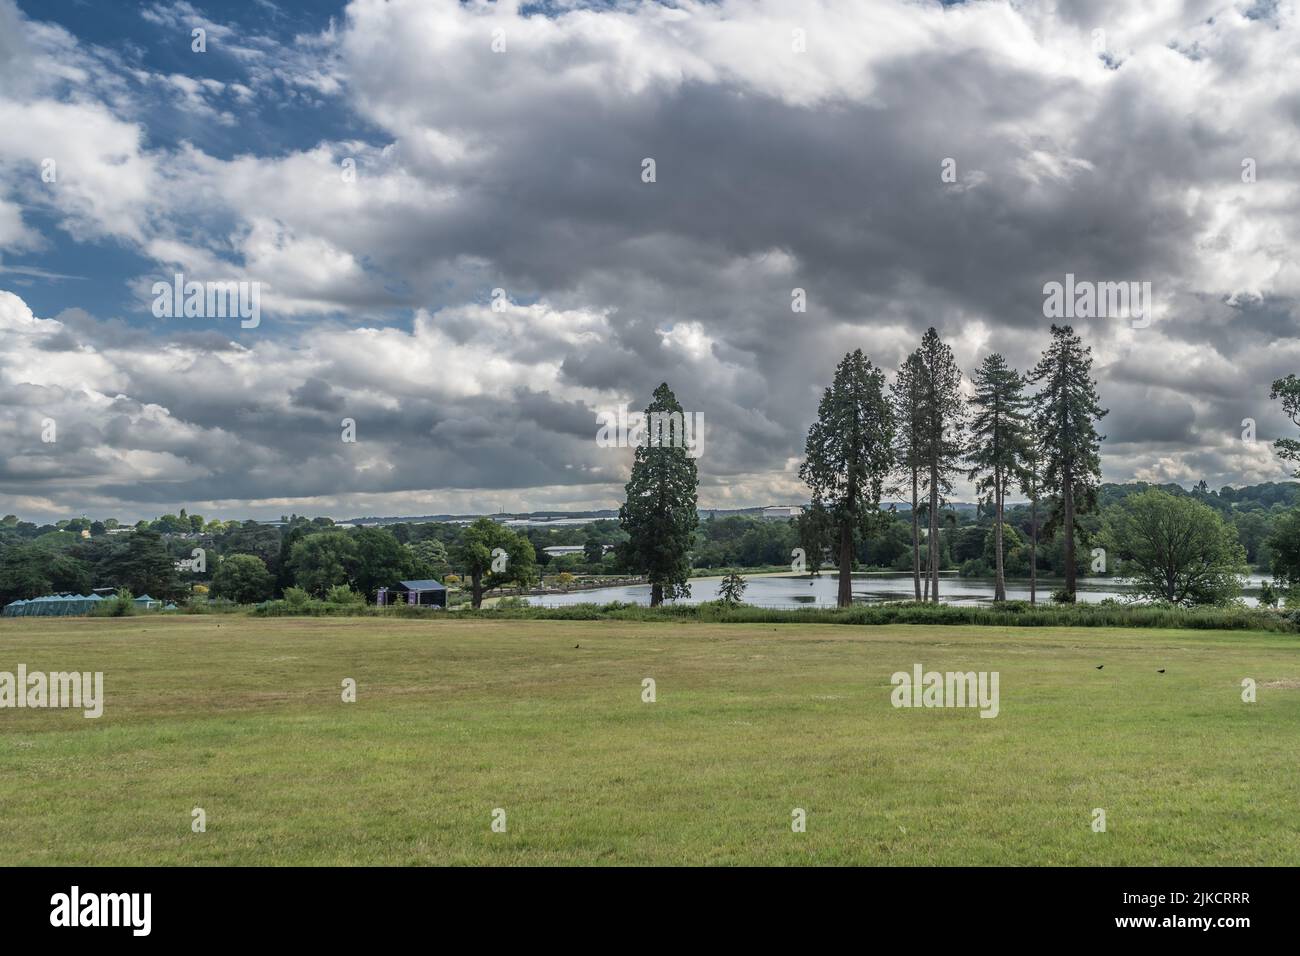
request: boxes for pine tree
[618,383,700,606]
[966,353,1032,602]
[891,351,927,601]
[916,328,965,603]
[800,350,895,608]
[1019,436,1044,605]
[1030,325,1108,601]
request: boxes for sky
[0,0,1297,523]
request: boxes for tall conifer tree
[966,353,1032,602]
[800,350,895,608]
[618,383,700,606]
[1030,325,1107,601]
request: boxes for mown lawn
[1,616,1297,865]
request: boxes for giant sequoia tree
[966,353,1032,602]
[618,383,700,606]
[916,328,965,603]
[1030,325,1107,601]
[800,350,895,608]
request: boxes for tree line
[3,333,1299,611]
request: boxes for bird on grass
[1095,665,1104,670]
[1157,668,1165,674]
[573,644,580,649]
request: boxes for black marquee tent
[377,580,447,608]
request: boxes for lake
[527,572,1269,608]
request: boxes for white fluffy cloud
[0,0,1298,520]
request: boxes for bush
[325,584,366,606]
[91,587,137,617]
[431,600,1295,633]
[283,587,311,609]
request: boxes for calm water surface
[528,573,1267,608]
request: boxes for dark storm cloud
[1,0,1298,519]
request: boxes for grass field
[2,616,1298,865]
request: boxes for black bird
[1157,669,1165,674]
[574,644,580,649]
[1095,665,1104,670]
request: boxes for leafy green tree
[718,571,747,606]
[1103,489,1247,605]
[210,554,275,604]
[350,527,418,602]
[583,536,605,564]
[408,538,451,580]
[1269,374,1300,475]
[451,517,538,608]
[618,383,700,606]
[288,531,357,597]
[966,353,1032,601]
[916,329,966,602]
[1267,507,1300,592]
[1031,325,1107,601]
[0,545,91,605]
[800,350,895,607]
[223,522,283,579]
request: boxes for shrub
[91,587,137,617]
[325,584,366,606]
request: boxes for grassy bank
[247,597,1299,633]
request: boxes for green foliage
[407,538,451,580]
[105,529,183,601]
[288,531,357,597]
[448,599,1294,632]
[91,587,138,617]
[967,352,1032,600]
[1269,374,1300,476]
[800,350,895,606]
[0,544,92,605]
[1103,489,1248,606]
[210,553,275,604]
[1030,325,1107,600]
[618,382,700,606]
[350,527,419,601]
[1268,507,1300,590]
[325,584,366,606]
[450,517,538,608]
[718,571,747,606]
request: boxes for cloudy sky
[0,0,1297,523]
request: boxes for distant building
[542,545,607,557]
[762,506,801,520]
